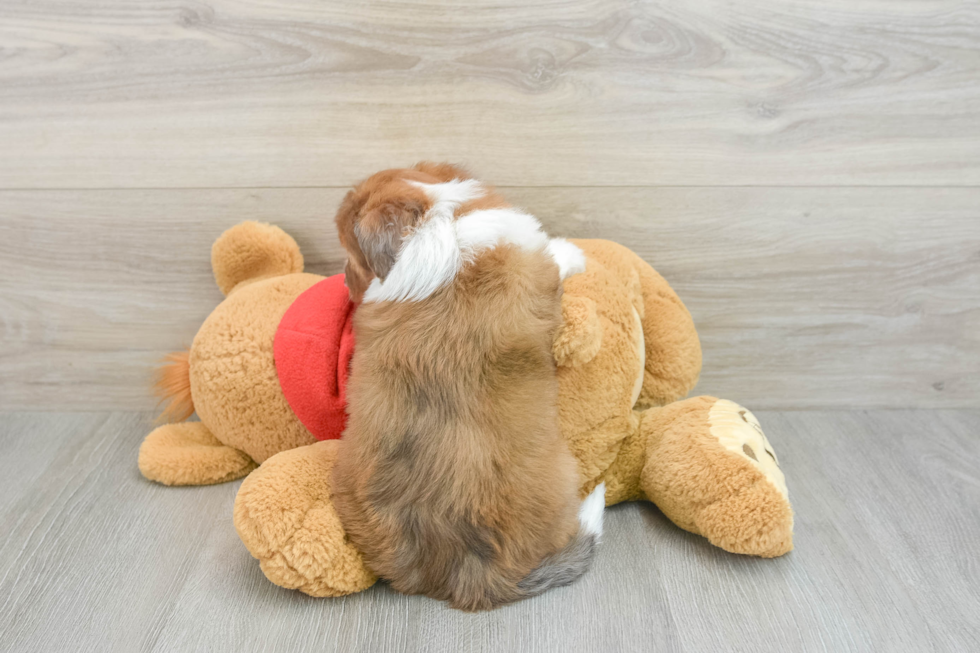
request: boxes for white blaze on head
[363,179,484,303]
[362,178,585,303]
[455,208,549,259]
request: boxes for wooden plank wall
[1,0,978,410]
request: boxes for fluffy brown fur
[331,164,587,611]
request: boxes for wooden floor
[1,409,977,652]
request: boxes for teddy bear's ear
[554,295,603,367]
[211,221,304,296]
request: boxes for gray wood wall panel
[0,0,978,188]
[1,0,978,409]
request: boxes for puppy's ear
[355,197,425,281]
[343,258,370,304]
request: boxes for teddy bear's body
[139,221,793,598]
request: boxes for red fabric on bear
[273,274,356,441]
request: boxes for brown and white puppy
[332,162,604,611]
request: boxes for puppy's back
[333,244,599,610]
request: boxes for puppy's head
[335,168,437,303]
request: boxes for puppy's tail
[516,483,605,599]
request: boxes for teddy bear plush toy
[139,221,794,598]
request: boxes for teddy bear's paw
[640,397,793,557]
[554,294,602,367]
[138,422,257,486]
[233,440,376,597]
[707,400,788,498]
[696,400,793,557]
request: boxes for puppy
[331,162,605,611]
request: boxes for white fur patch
[363,179,483,303]
[578,482,606,538]
[363,179,570,303]
[362,213,462,303]
[456,208,548,260]
[409,178,485,215]
[546,238,586,280]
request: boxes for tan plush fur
[232,440,376,596]
[154,350,194,423]
[139,422,256,486]
[139,203,794,600]
[211,220,305,296]
[637,398,794,558]
[139,223,320,486]
[331,168,585,610]
[189,272,321,463]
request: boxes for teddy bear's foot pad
[139,422,257,486]
[642,397,794,558]
[233,440,376,597]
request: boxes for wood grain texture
[0,410,977,652]
[0,0,978,187]
[2,187,977,410]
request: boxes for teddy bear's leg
[233,440,376,597]
[637,397,794,557]
[569,240,702,406]
[632,264,702,406]
[138,422,257,486]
